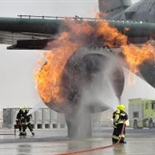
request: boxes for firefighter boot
[31,131,35,136]
[120,137,127,144]
[112,138,118,144]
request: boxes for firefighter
[22,109,35,136]
[16,108,24,136]
[112,104,128,144]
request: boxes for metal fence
[3,108,67,130]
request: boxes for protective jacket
[113,109,128,125]
[16,109,24,135]
[112,107,128,144]
[16,109,24,121]
[22,110,34,136]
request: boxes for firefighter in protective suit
[112,104,128,144]
[22,109,35,136]
[16,108,24,136]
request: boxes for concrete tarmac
[0,127,155,155]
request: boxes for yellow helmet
[117,104,125,110]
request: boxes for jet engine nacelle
[38,47,124,138]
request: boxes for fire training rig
[0,15,155,138]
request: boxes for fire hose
[56,122,126,155]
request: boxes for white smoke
[73,50,120,138]
[80,72,119,110]
[28,101,48,115]
[80,53,120,111]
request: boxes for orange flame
[35,32,79,103]
[35,18,155,104]
[96,21,127,47]
[122,43,155,73]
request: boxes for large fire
[35,18,155,104]
[35,32,79,103]
[122,43,155,73]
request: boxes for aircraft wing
[0,15,155,49]
[0,31,54,49]
[0,16,63,49]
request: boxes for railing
[17,14,149,25]
[17,14,98,21]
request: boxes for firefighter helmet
[117,104,125,110]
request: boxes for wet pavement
[0,128,155,155]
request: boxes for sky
[0,0,99,110]
[0,0,151,111]
[0,0,99,18]
[0,0,139,18]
